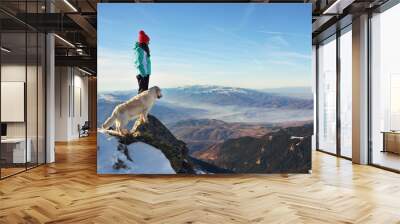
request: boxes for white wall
[1,65,42,138]
[1,65,26,138]
[72,73,89,138]
[1,63,46,164]
[55,66,69,141]
[54,67,89,141]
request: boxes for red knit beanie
[138,30,150,44]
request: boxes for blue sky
[98,3,311,92]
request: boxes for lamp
[1,47,11,53]
[63,0,78,12]
[54,34,75,48]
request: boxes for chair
[79,121,90,138]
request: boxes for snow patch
[97,132,176,174]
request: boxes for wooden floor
[1,167,26,178]
[1,135,400,224]
[372,151,400,171]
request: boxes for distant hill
[193,124,313,173]
[97,97,207,127]
[261,87,313,99]
[162,85,313,110]
[98,86,314,109]
[98,85,313,125]
[170,118,270,153]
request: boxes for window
[370,3,400,171]
[316,25,353,159]
[317,35,337,154]
[339,27,352,158]
[0,1,46,179]
[390,74,400,130]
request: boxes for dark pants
[137,75,150,94]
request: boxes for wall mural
[97,3,313,174]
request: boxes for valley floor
[0,134,400,223]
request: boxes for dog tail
[102,110,117,130]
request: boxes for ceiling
[0,0,98,74]
[0,0,393,75]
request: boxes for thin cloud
[235,4,256,31]
[209,25,260,48]
[267,59,299,67]
[273,51,311,60]
[258,30,309,38]
[265,35,290,48]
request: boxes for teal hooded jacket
[134,42,151,77]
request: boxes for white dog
[102,86,162,134]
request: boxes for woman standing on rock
[134,30,151,94]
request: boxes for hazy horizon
[97,84,313,94]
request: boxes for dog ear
[156,87,162,97]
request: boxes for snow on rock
[97,132,176,174]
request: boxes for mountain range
[98,97,207,126]
[261,87,313,99]
[98,114,311,174]
[193,124,313,173]
[97,85,313,173]
[162,85,313,110]
[169,119,271,153]
[98,85,314,126]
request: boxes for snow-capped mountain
[97,85,314,126]
[162,85,313,110]
[99,85,313,109]
[173,85,250,95]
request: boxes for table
[1,138,31,163]
[381,131,400,154]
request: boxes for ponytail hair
[139,43,150,57]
